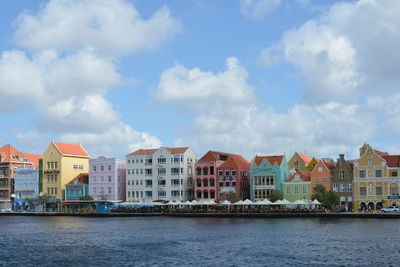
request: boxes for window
[375,170,382,177]
[93,187,97,194]
[225,181,230,187]
[392,172,398,177]
[210,166,214,175]
[158,157,166,164]
[359,170,366,178]
[171,179,180,186]
[232,181,236,186]
[128,191,131,198]
[136,169,139,174]
[322,178,327,184]
[196,168,201,175]
[376,186,383,195]
[347,183,352,192]
[108,165,111,171]
[158,168,166,176]
[101,176,104,182]
[140,169,143,175]
[286,187,290,195]
[172,191,180,197]
[145,169,152,176]
[158,191,166,197]
[218,170,223,176]
[108,187,112,194]
[145,191,152,197]
[294,186,298,195]
[100,187,104,194]
[158,180,166,186]
[171,168,180,175]
[210,179,215,187]
[314,179,319,184]
[367,159,373,166]
[219,181,223,187]
[302,187,307,194]
[128,180,130,185]
[128,169,131,175]
[232,170,237,176]
[339,170,345,179]
[225,170,230,176]
[108,176,112,182]
[318,167,322,172]
[203,179,208,187]
[333,183,338,192]
[128,160,131,164]
[93,166,97,171]
[203,168,208,175]
[101,166,104,171]
[340,184,345,192]
[145,180,152,187]
[196,179,201,187]
[360,187,367,195]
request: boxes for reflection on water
[0,216,398,266]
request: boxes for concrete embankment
[1,212,400,218]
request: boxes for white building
[126,147,197,202]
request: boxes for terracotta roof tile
[0,145,36,166]
[219,154,250,170]
[297,153,312,164]
[23,153,42,168]
[383,155,400,167]
[253,155,284,166]
[67,173,89,185]
[199,151,236,162]
[128,147,189,156]
[374,149,389,157]
[53,142,89,157]
[287,170,311,182]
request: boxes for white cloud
[261,0,400,104]
[156,58,374,159]
[155,57,255,109]
[240,0,282,21]
[14,0,181,57]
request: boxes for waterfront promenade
[2,212,400,218]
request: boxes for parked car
[380,206,399,213]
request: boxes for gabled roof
[218,154,250,170]
[253,155,284,166]
[313,159,335,172]
[23,153,42,168]
[67,173,89,185]
[199,151,235,162]
[287,170,311,182]
[374,149,389,157]
[128,147,189,156]
[297,153,312,165]
[383,155,400,167]
[53,141,89,157]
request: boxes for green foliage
[312,184,339,210]
[80,195,94,201]
[269,190,283,202]
[226,192,240,202]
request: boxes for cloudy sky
[0,0,399,160]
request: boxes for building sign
[43,170,60,174]
[388,195,400,200]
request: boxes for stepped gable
[53,141,89,157]
[383,155,400,167]
[254,155,284,166]
[67,173,89,185]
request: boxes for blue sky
[0,0,399,160]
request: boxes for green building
[282,171,311,202]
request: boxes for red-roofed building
[0,144,40,209]
[195,151,250,201]
[282,170,311,202]
[310,159,334,192]
[288,152,313,172]
[42,141,90,204]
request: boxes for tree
[80,195,94,201]
[226,192,240,202]
[312,184,339,210]
[270,190,283,202]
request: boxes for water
[0,216,398,266]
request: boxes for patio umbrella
[272,200,283,205]
[219,200,231,205]
[280,199,292,205]
[243,199,253,205]
[292,200,307,205]
[234,200,245,205]
[312,199,321,205]
[260,199,273,205]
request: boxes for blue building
[14,167,39,211]
[65,173,89,200]
[250,155,291,201]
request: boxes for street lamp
[11,194,16,212]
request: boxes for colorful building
[126,147,197,202]
[65,173,89,200]
[353,144,400,211]
[282,171,311,202]
[331,154,354,209]
[0,144,41,210]
[216,153,250,201]
[42,141,89,202]
[310,159,334,192]
[250,155,290,201]
[14,167,39,211]
[288,152,312,172]
[89,156,126,201]
[305,157,319,171]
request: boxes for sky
[0,0,400,161]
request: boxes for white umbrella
[273,200,283,205]
[183,201,192,205]
[219,200,231,205]
[312,199,321,205]
[243,199,253,205]
[234,200,245,205]
[166,201,175,205]
[204,200,217,205]
[292,199,307,205]
[280,199,292,205]
[261,199,273,205]
[191,200,200,205]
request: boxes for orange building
[310,159,335,192]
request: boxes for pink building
[89,156,126,202]
[195,151,250,201]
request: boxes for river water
[0,216,398,266]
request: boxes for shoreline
[1,212,400,218]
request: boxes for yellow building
[288,152,312,172]
[305,157,319,171]
[353,144,400,211]
[42,141,89,201]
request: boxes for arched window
[203,190,209,199]
[210,178,215,187]
[196,168,202,176]
[390,183,399,195]
[203,167,208,175]
[210,190,215,199]
[197,190,202,199]
[196,179,202,187]
[203,178,208,187]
